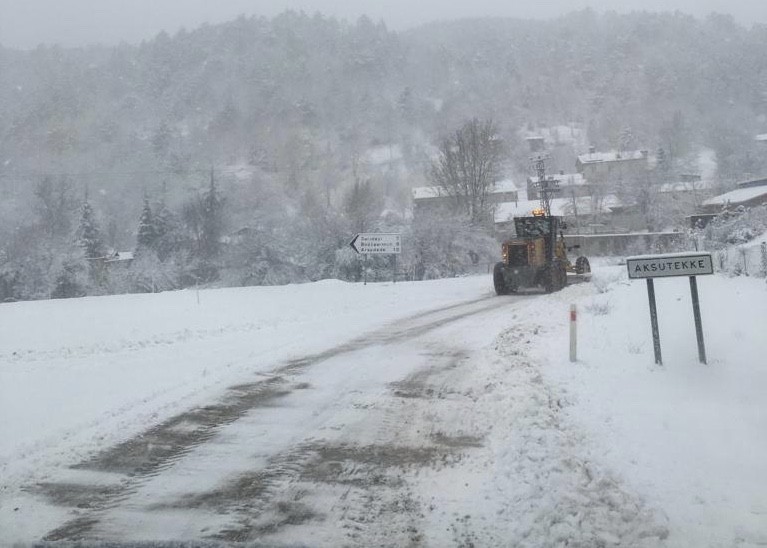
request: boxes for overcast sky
[1,0,766,49]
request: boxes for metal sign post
[627,252,713,365]
[393,254,397,284]
[646,278,662,365]
[689,276,706,364]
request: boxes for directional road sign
[349,233,401,255]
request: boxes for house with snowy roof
[103,250,134,267]
[411,179,519,213]
[701,177,767,213]
[526,172,590,200]
[576,148,650,184]
[494,191,621,235]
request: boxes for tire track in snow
[197,323,673,547]
[34,294,522,542]
[181,346,483,545]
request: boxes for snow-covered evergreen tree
[153,198,184,261]
[126,250,179,293]
[344,179,381,234]
[51,248,89,299]
[75,194,105,260]
[135,197,157,253]
[200,171,224,260]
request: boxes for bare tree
[430,118,503,225]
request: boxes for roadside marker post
[626,252,713,365]
[569,304,577,362]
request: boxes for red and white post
[569,304,577,362]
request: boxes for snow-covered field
[1,265,765,545]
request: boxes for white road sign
[626,252,713,279]
[350,233,401,255]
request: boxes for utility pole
[530,153,560,217]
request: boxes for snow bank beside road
[522,266,767,547]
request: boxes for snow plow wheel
[575,256,591,275]
[543,261,567,293]
[493,262,508,295]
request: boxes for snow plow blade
[566,272,592,285]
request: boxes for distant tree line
[2,10,767,299]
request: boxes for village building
[494,192,620,234]
[576,148,650,184]
[526,172,590,200]
[411,179,519,214]
[103,250,134,267]
[700,176,767,213]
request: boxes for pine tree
[75,194,105,259]
[153,198,180,261]
[51,252,88,299]
[135,197,157,252]
[199,169,224,260]
[344,179,381,233]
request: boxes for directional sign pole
[364,254,368,286]
[689,276,707,364]
[393,254,397,284]
[646,279,663,365]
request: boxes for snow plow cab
[493,210,590,294]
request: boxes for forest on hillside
[1,9,767,300]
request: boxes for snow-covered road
[2,268,765,546]
[34,294,533,543]
[1,276,665,546]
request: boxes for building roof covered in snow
[411,185,450,200]
[494,195,620,224]
[104,251,134,263]
[364,144,403,166]
[659,180,711,194]
[412,179,518,201]
[702,185,767,208]
[577,150,648,164]
[529,173,587,187]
